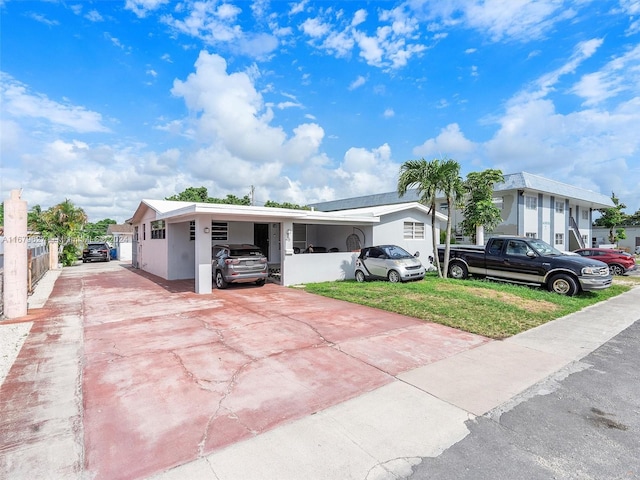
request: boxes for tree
[438,159,465,278]
[460,169,505,244]
[624,208,640,226]
[166,187,210,202]
[264,200,310,210]
[28,200,88,266]
[594,193,627,244]
[397,158,445,277]
[166,187,251,205]
[84,218,117,239]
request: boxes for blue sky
[1,0,639,222]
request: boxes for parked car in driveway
[573,248,638,276]
[212,244,268,288]
[355,245,426,283]
[82,242,111,263]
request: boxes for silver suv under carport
[212,244,268,288]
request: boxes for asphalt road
[407,318,640,480]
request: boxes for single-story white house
[126,199,446,293]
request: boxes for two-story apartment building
[311,172,614,251]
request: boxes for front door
[254,223,269,260]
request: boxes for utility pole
[250,185,255,206]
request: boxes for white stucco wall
[282,252,358,285]
[369,210,434,259]
[168,221,195,280]
[136,210,168,279]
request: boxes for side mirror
[414,251,420,257]
[526,250,536,258]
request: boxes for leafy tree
[84,218,117,239]
[0,202,3,225]
[212,194,251,205]
[594,193,627,244]
[264,200,310,210]
[28,199,88,266]
[460,169,505,244]
[166,186,210,203]
[398,157,446,277]
[166,187,251,205]
[624,208,640,226]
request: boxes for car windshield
[528,239,563,256]
[230,248,263,257]
[381,245,413,259]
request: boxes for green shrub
[60,243,79,266]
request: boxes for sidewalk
[1,263,638,480]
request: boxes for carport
[127,200,388,293]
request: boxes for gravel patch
[0,321,32,386]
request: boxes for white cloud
[170,51,325,171]
[570,44,640,106]
[349,75,366,90]
[0,73,109,133]
[413,0,578,43]
[161,2,278,58]
[125,0,169,18]
[85,10,104,22]
[413,123,477,158]
[300,17,331,37]
[28,13,59,26]
[383,108,395,118]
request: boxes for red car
[573,248,637,276]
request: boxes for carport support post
[194,217,212,294]
[3,189,28,318]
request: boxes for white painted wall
[282,252,358,285]
[370,209,434,258]
[136,210,168,279]
[168,221,195,280]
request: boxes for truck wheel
[609,264,624,276]
[355,270,366,282]
[215,270,228,289]
[448,262,468,279]
[388,270,401,283]
[548,273,578,296]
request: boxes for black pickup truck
[438,236,612,296]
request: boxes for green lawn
[303,273,632,339]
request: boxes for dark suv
[212,244,268,288]
[82,242,111,263]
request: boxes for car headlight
[581,266,603,276]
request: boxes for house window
[211,222,228,241]
[151,220,166,239]
[492,197,504,209]
[582,209,589,220]
[189,221,228,241]
[404,222,425,239]
[525,196,537,210]
[142,223,146,240]
[439,202,448,211]
[525,232,536,238]
[555,201,564,213]
[555,233,564,245]
[134,226,139,242]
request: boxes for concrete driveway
[0,261,489,479]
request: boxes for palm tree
[438,159,464,278]
[461,169,505,244]
[398,158,444,277]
